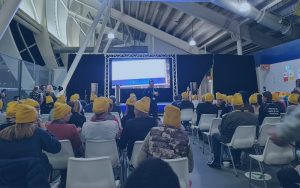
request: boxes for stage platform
[120,102,171,114]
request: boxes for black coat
[69,112,86,128]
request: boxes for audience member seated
[119,97,157,159]
[215,92,226,111]
[258,91,280,125]
[68,100,86,128]
[239,91,254,113]
[0,104,61,176]
[110,96,122,115]
[286,93,299,115]
[70,93,80,102]
[106,98,121,126]
[272,92,286,113]
[124,158,180,188]
[41,95,54,114]
[121,95,136,128]
[180,92,194,110]
[84,93,96,113]
[208,94,258,169]
[196,93,218,127]
[171,95,182,108]
[81,97,119,141]
[23,98,40,113]
[0,157,50,188]
[249,93,260,115]
[57,95,67,104]
[220,95,233,117]
[46,102,83,156]
[0,101,18,131]
[277,167,300,188]
[137,105,194,172]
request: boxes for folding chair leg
[228,146,238,177]
[208,136,212,153]
[258,161,267,188]
[202,133,205,154]
[249,158,252,187]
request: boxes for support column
[0,0,22,40]
[237,38,242,55]
[61,0,109,93]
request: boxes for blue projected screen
[111,58,171,89]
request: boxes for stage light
[108,32,115,39]
[239,2,250,12]
[189,39,196,46]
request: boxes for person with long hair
[68,100,86,128]
[121,95,136,128]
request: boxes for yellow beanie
[23,99,39,108]
[90,93,97,102]
[70,94,80,102]
[272,92,280,102]
[201,95,205,101]
[126,96,137,106]
[6,101,18,118]
[134,97,150,114]
[204,93,214,102]
[226,95,233,104]
[216,92,222,100]
[288,94,299,105]
[93,97,109,114]
[130,93,136,98]
[53,102,71,120]
[163,105,181,128]
[192,95,198,100]
[249,94,258,104]
[279,92,289,98]
[57,95,66,104]
[15,104,37,124]
[232,93,244,106]
[46,96,54,104]
[0,100,3,110]
[107,98,113,105]
[181,92,189,100]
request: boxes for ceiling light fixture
[239,1,250,12]
[108,32,115,39]
[189,20,196,46]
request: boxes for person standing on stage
[143,80,159,117]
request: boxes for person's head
[57,95,67,104]
[40,85,45,91]
[232,93,244,110]
[163,105,181,129]
[134,97,150,117]
[124,158,180,188]
[257,94,263,106]
[70,100,83,113]
[149,80,154,88]
[58,86,63,92]
[272,92,280,102]
[288,93,299,105]
[0,104,38,141]
[33,86,39,92]
[93,97,110,116]
[262,91,272,103]
[5,101,18,122]
[52,102,72,122]
[216,92,226,105]
[181,92,189,101]
[107,98,114,112]
[109,96,116,105]
[70,93,80,102]
[226,95,233,105]
[174,95,181,101]
[249,93,258,105]
[126,96,137,115]
[13,96,20,101]
[23,98,40,113]
[203,93,214,103]
[46,85,53,92]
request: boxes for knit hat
[130,93,136,98]
[6,101,18,118]
[70,94,80,102]
[192,95,198,100]
[288,94,299,105]
[181,92,189,101]
[23,99,39,108]
[126,96,137,106]
[93,97,109,114]
[0,100,2,110]
[53,102,71,120]
[134,97,150,114]
[279,92,289,98]
[249,94,258,104]
[15,104,37,124]
[90,93,97,102]
[204,93,214,102]
[232,93,244,106]
[226,95,233,104]
[163,105,181,128]
[272,92,280,102]
[46,96,54,104]
[216,92,223,100]
[201,95,205,102]
[107,98,113,105]
[57,95,67,104]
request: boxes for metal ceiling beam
[165,11,184,33]
[158,7,172,29]
[173,16,194,37]
[103,21,121,53]
[150,3,160,26]
[142,2,151,22]
[211,38,235,52]
[165,2,280,48]
[199,31,227,49]
[0,0,22,40]
[181,20,203,40]
[221,40,252,54]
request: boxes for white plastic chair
[45,140,74,170]
[180,109,193,122]
[130,141,144,168]
[66,157,119,188]
[85,140,120,168]
[249,138,295,188]
[164,158,189,188]
[202,118,222,153]
[198,114,217,131]
[221,126,256,176]
[256,124,276,147]
[261,117,281,126]
[85,113,94,120]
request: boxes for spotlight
[108,32,115,39]
[189,39,196,46]
[239,2,250,12]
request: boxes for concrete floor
[189,138,282,188]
